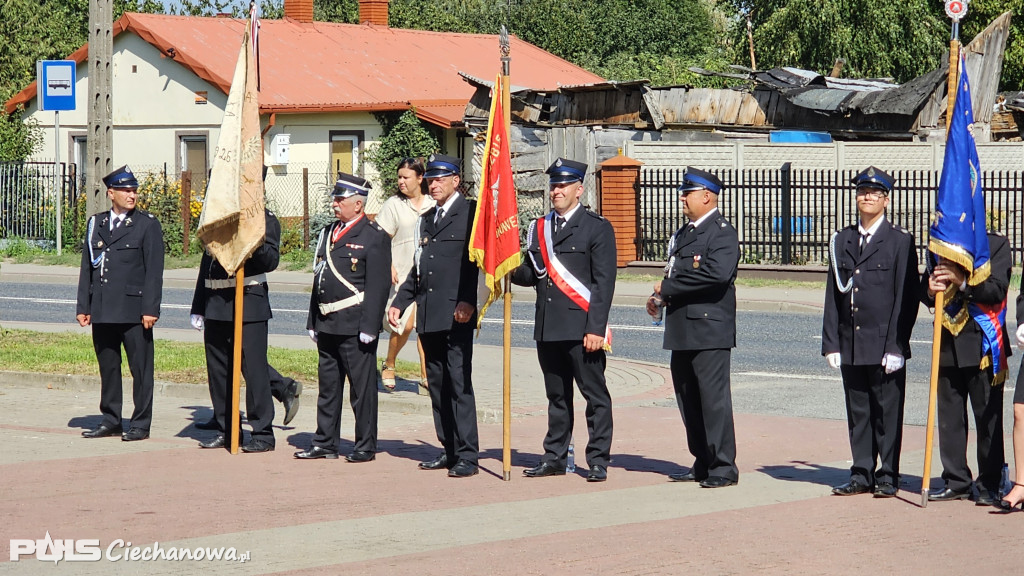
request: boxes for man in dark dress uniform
[190,210,302,430]
[822,166,919,498]
[296,173,390,462]
[388,153,481,478]
[648,167,740,488]
[76,165,164,441]
[189,208,285,452]
[923,231,1012,505]
[511,158,617,482]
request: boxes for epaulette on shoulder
[990,229,1006,237]
[585,210,606,221]
[891,223,909,234]
[368,220,384,232]
[147,212,155,219]
[267,209,276,216]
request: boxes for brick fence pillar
[598,154,643,267]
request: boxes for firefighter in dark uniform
[190,172,302,430]
[922,231,1011,505]
[511,158,617,482]
[189,208,286,452]
[388,153,481,478]
[296,173,391,462]
[648,167,739,488]
[76,165,164,442]
[822,166,919,498]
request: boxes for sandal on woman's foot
[381,362,396,391]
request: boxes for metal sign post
[37,60,77,255]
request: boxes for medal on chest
[693,254,701,269]
[351,258,358,272]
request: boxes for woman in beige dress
[374,157,434,392]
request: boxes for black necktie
[434,208,444,225]
[554,216,566,234]
[113,216,123,230]
[858,233,870,257]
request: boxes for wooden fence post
[181,170,192,256]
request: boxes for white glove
[882,353,905,374]
[308,329,318,343]
[190,314,204,331]
[359,332,375,344]
[1017,325,1024,348]
[826,353,841,369]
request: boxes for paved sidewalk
[2,262,1020,574]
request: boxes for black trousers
[204,319,275,445]
[536,340,613,468]
[839,364,906,486]
[670,349,738,480]
[420,324,479,465]
[937,365,1004,493]
[92,323,154,431]
[313,333,378,453]
[269,365,296,403]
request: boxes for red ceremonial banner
[469,74,521,326]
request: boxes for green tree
[727,1,947,83]
[364,109,441,196]
[959,1,1024,91]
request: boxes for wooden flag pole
[500,28,513,482]
[230,267,245,454]
[922,34,960,506]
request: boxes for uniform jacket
[307,215,391,336]
[920,232,1012,368]
[822,218,919,364]
[661,212,739,351]
[76,208,164,324]
[510,208,616,341]
[392,194,479,334]
[190,210,281,323]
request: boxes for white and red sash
[535,213,612,350]
[537,213,592,311]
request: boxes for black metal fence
[640,165,1024,266]
[0,161,76,243]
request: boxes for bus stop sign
[37,60,76,112]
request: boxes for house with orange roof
[4,0,603,214]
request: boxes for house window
[179,135,209,189]
[72,135,88,188]
[329,131,362,177]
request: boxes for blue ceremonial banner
[929,52,1008,383]
[929,52,989,282]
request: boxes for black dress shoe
[82,423,121,438]
[668,470,699,482]
[194,419,218,431]
[927,487,971,501]
[241,439,275,453]
[282,382,302,425]
[587,465,608,482]
[198,435,226,449]
[447,460,479,478]
[345,450,375,463]
[974,490,998,507]
[294,446,338,460]
[523,462,566,477]
[832,480,872,496]
[700,476,737,488]
[873,481,898,498]
[419,454,450,470]
[121,427,149,442]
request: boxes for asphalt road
[2,280,1020,427]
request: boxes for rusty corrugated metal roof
[4,13,604,125]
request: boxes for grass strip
[0,329,423,385]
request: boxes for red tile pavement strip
[2,393,1018,575]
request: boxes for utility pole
[86,0,113,214]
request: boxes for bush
[135,173,204,257]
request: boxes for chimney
[284,0,314,24]
[359,0,389,27]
